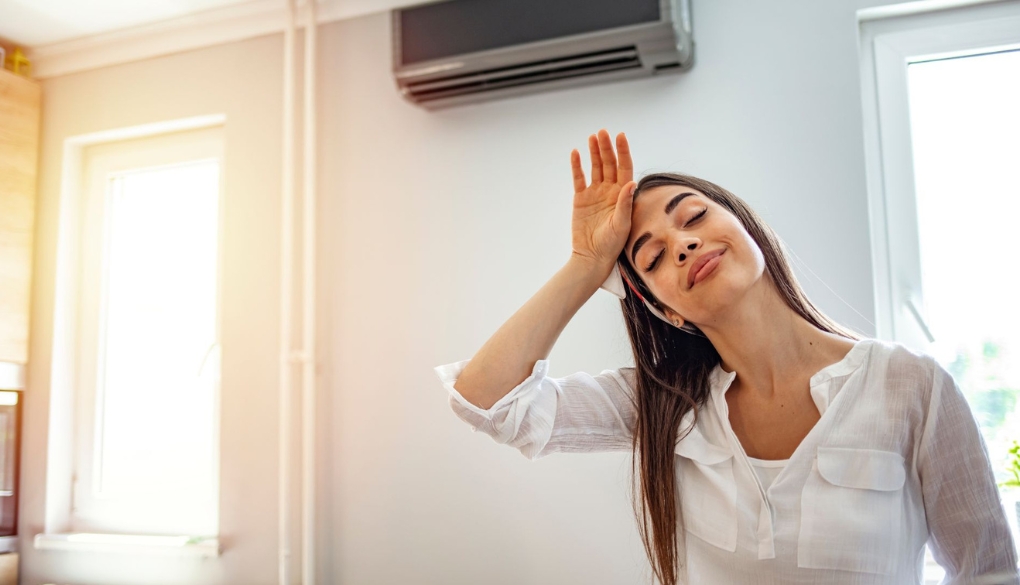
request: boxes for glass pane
[907,48,1020,575]
[94,159,220,527]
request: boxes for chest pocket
[798,447,906,575]
[675,429,738,552]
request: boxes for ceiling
[0,0,422,47]
[0,0,256,47]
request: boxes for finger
[570,149,586,193]
[614,181,637,228]
[616,133,633,184]
[588,134,603,183]
[598,129,617,183]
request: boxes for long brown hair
[618,173,861,585]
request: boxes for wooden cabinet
[0,68,41,366]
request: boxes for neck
[697,275,850,399]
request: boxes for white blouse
[434,337,1020,584]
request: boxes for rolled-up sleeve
[433,359,637,460]
[918,359,1020,584]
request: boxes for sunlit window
[907,48,1020,575]
[74,132,222,537]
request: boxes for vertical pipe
[279,0,297,583]
[301,0,318,583]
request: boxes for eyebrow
[630,192,698,268]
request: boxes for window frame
[71,125,225,536]
[858,0,1020,353]
[858,3,1020,580]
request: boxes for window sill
[33,533,220,558]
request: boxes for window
[859,2,1020,582]
[71,126,223,536]
[907,48,1020,496]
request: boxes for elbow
[453,376,497,411]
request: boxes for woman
[434,130,1018,584]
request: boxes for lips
[687,248,725,289]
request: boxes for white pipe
[301,0,318,583]
[279,0,297,584]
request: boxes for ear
[665,309,686,328]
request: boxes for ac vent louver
[403,47,642,104]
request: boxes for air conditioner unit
[392,0,694,109]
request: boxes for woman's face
[625,185,766,327]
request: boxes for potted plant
[998,440,1020,529]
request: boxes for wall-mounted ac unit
[392,0,693,109]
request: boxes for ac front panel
[396,0,663,66]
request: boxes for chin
[697,275,747,307]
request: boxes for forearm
[921,360,1020,582]
[453,255,609,410]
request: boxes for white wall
[22,0,908,582]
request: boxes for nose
[669,234,700,264]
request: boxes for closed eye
[644,208,707,272]
[645,250,663,272]
[686,208,707,227]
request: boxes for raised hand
[449,131,638,412]
[569,129,637,273]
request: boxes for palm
[570,130,636,267]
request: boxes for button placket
[712,385,777,560]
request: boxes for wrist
[565,253,614,289]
